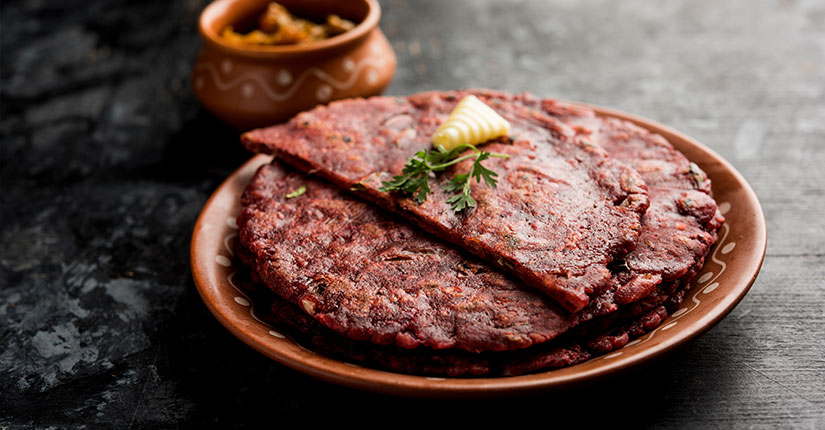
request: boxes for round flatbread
[238,161,628,353]
[242,90,651,312]
[537,99,724,304]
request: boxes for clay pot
[193,0,396,130]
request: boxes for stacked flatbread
[234,90,724,376]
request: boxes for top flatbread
[238,160,630,353]
[537,99,724,303]
[242,90,649,312]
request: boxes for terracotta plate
[190,103,766,397]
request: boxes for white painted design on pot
[366,69,378,85]
[277,70,292,86]
[221,59,232,74]
[241,83,254,98]
[195,54,389,104]
[316,84,332,102]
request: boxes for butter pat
[431,95,511,151]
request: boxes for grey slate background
[1,0,823,427]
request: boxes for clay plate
[190,103,766,397]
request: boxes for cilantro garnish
[285,185,306,199]
[379,144,509,212]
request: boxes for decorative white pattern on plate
[218,199,735,370]
[217,214,296,343]
[599,206,734,359]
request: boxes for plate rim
[190,101,767,397]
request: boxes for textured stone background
[1,0,823,428]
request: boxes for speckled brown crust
[537,99,725,304]
[235,158,700,375]
[235,260,686,377]
[236,90,724,375]
[238,161,637,353]
[242,90,650,312]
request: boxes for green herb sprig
[285,185,306,199]
[379,144,509,212]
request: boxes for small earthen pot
[193,0,396,129]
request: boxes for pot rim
[198,0,380,59]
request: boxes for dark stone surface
[1,0,823,428]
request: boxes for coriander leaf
[446,191,477,211]
[470,151,500,188]
[285,185,306,199]
[379,144,508,211]
[406,172,431,204]
[445,173,469,193]
[380,154,424,189]
[379,152,433,203]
